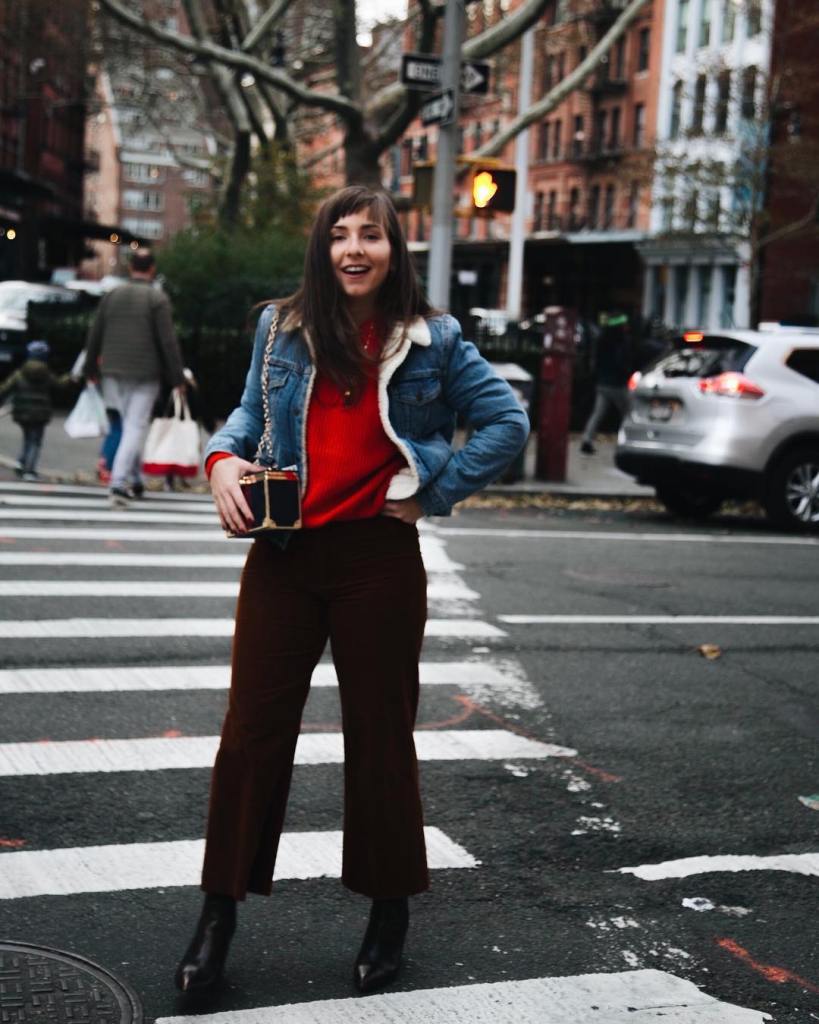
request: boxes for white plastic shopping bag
[142,392,200,478]
[64,382,108,439]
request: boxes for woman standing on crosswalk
[175,185,529,997]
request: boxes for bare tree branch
[241,0,294,52]
[463,0,551,59]
[98,0,361,120]
[759,194,819,249]
[473,0,651,158]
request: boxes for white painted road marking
[0,827,476,899]
[0,661,514,694]
[0,730,576,777]
[499,614,819,625]
[434,526,819,547]
[0,508,221,525]
[0,617,505,640]
[155,970,770,1023]
[0,578,479,601]
[617,852,819,880]
[0,553,250,567]
[0,494,213,513]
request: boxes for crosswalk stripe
[0,730,576,777]
[0,508,226,525]
[0,578,479,601]
[436,526,819,548]
[0,827,476,900]
[0,661,514,694]
[0,526,240,541]
[155,970,769,1024]
[0,481,202,500]
[500,614,819,626]
[617,852,819,880]
[0,494,213,513]
[0,553,249,567]
[0,617,505,639]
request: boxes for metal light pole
[426,0,465,310]
[506,28,534,321]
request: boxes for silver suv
[615,325,819,531]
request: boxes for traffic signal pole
[427,0,465,310]
[506,27,534,321]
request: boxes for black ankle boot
[353,897,409,994]
[174,893,237,993]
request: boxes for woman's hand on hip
[210,456,258,534]
[382,497,424,524]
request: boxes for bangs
[327,188,392,230]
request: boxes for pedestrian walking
[83,247,186,506]
[175,185,529,997]
[0,340,72,480]
[580,311,632,455]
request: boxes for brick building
[0,0,91,281]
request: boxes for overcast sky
[357,0,407,43]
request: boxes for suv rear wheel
[765,446,819,532]
[655,484,723,521]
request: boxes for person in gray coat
[84,248,186,506]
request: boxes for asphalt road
[0,484,817,1023]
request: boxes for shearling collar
[284,311,432,349]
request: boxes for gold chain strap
[254,308,280,465]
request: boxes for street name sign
[400,53,491,95]
[420,89,455,127]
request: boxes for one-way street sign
[420,89,455,127]
[400,53,491,95]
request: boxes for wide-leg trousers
[201,516,429,900]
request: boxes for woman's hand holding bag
[210,456,259,535]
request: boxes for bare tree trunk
[220,129,251,227]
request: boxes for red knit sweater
[205,319,405,528]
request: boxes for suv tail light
[698,372,765,399]
[627,371,642,391]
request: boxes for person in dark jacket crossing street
[0,340,71,480]
[83,248,186,506]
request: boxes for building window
[547,189,558,230]
[552,120,562,159]
[746,0,761,36]
[683,189,699,231]
[633,103,645,148]
[557,52,565,81]
[691,75,707,134]
[661,194,675,231]
[697,265,712,324]
[740,66,757,120]
[122,189,164,211]
[588,184,601,229]
[538,121,550,160]
[676,0,690,52]
[721,265,737,327]
[699,0,712,47]
[569,187,581,229]
[577,44,588,68]
[612,37,626,79]
[123,162,165,183]
[609,107,621,149]
[669,81,683,138]
[121,217,163,239]
[674,266,690,324]
[573,114,584,156]
[534,190,545,230]
[182,168,209,187]
[637,27,650,71]
[626,182,640,227]
[722,0,736,41]
[594,109,607,152]
[715,71,731,133]
[707,190,722,230]
[543,54,555,93]
[417,135,428,160]
[473,121,482,148]
[603,184,615,227]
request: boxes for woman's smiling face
[330,207,392,317]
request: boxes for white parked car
[615,325,819,531]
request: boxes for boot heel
[353,897,409,994]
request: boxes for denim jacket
[205,304,529,518]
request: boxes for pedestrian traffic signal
[471,167,516,213]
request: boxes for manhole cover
[0,943,143,1024]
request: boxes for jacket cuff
[204,451,234,479]
[417,482,451,518]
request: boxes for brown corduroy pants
[201,516,429,901]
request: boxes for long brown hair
[283,186,432,393]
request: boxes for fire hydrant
[536,306,576,482]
